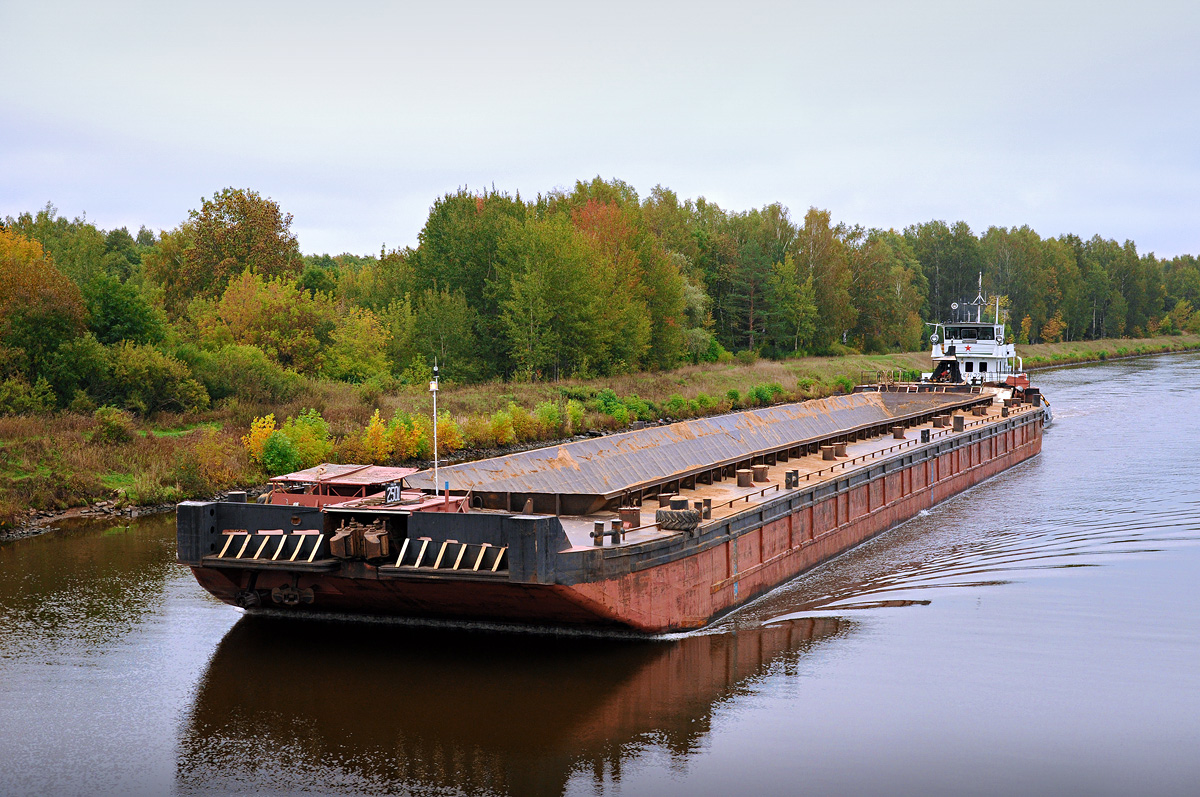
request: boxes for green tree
[147,188,302,313]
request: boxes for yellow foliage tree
[361,409,393,463]
[1041,310,1066,343]
[242,414,276,463]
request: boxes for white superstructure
[923,275,1024,385]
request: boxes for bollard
[1001,406,1009,417]
[702,498,712,519]
[658,493,675,507]
[752,464,770,482]
[834,442,848,457]
[953,414,965,432]
[736,468,753,487]
[821,445,836,461]
[921,429,930,443]
[669,496,690,510]
[593,521,605,546]
[892,426,905,440]
[227,491,248,503]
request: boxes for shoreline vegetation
[3,334,1196,532]
[5,177,1200,530]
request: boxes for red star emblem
[964,345,972,351]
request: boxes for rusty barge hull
[180,390,1045,634]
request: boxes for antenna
[430,361,439,499]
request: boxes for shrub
[509,403,538,442]
[595,388,622,416]
[834,375,855,393]
[566,399,585,434]
[533,402,562,437]
[734,349,759,366]
[92,406,135,445]
[0,376,56,415]
[387,411,428,460]
[558,386,594,402]
[106,342,209,415]
[726,389,741,407]
[172,427,244,497]
[623,395,654,422]
[242,414,277,463]
[183,343,303,404]
[695,393,717,410]
[797,377,815,392]
[462,414,496,449]
[665,394,688,417]
[610,404,630,425]
[279,408,332,468]
[490,410,516,446]
[361,409,393,463]
[261,430,302,476]
[435,412,464,456]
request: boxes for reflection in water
[177,616,845,796]
[0,514,179,658]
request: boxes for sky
[2,0,1199,257]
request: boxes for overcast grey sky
[2,1,1198,257]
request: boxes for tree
[797,208,856,351]
[147,188,302,314]
[496,217,602,379]
[84,273,164,345]
[0,228,87,383]
[191,270,335,373]
[765,254,817,354]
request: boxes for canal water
[2,353,1198,797]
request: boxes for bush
[797,377,815,392]
[665,394,688,417]
[610,404,630,425]
[533,402,562,437]
[184,344,303,404]
[242,414,277,463]
[695,393,717,410]
[171,427,244,497]
[558,386,594,402]
[0,376,56,415]
[91,406,135,445]
[462,414,496,449]
[490,410,516,446]
[509,403,538,442]
[279,409,332,468]
[566,399,585,434]
[261,430,302,476]
[734,349,759,365]
[595,388,623,416]
[834,375,855,393]
[361,409,393,463]
[623,395,654,422]
[435,412,464,456]
[106,342,209,415]
[387,411,429,460]
[726,389,741,408]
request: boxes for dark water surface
[3,353,1199,796]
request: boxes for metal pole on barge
[430,363,439,499]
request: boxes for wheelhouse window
[979,362,988,371]
[964,361,974,372]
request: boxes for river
[2,353,1198,797]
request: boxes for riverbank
[3,333,1197,532]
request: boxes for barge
[178,385,1046,633]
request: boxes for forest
[4,177,1200,421]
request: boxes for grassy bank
[3,334,1197,528]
